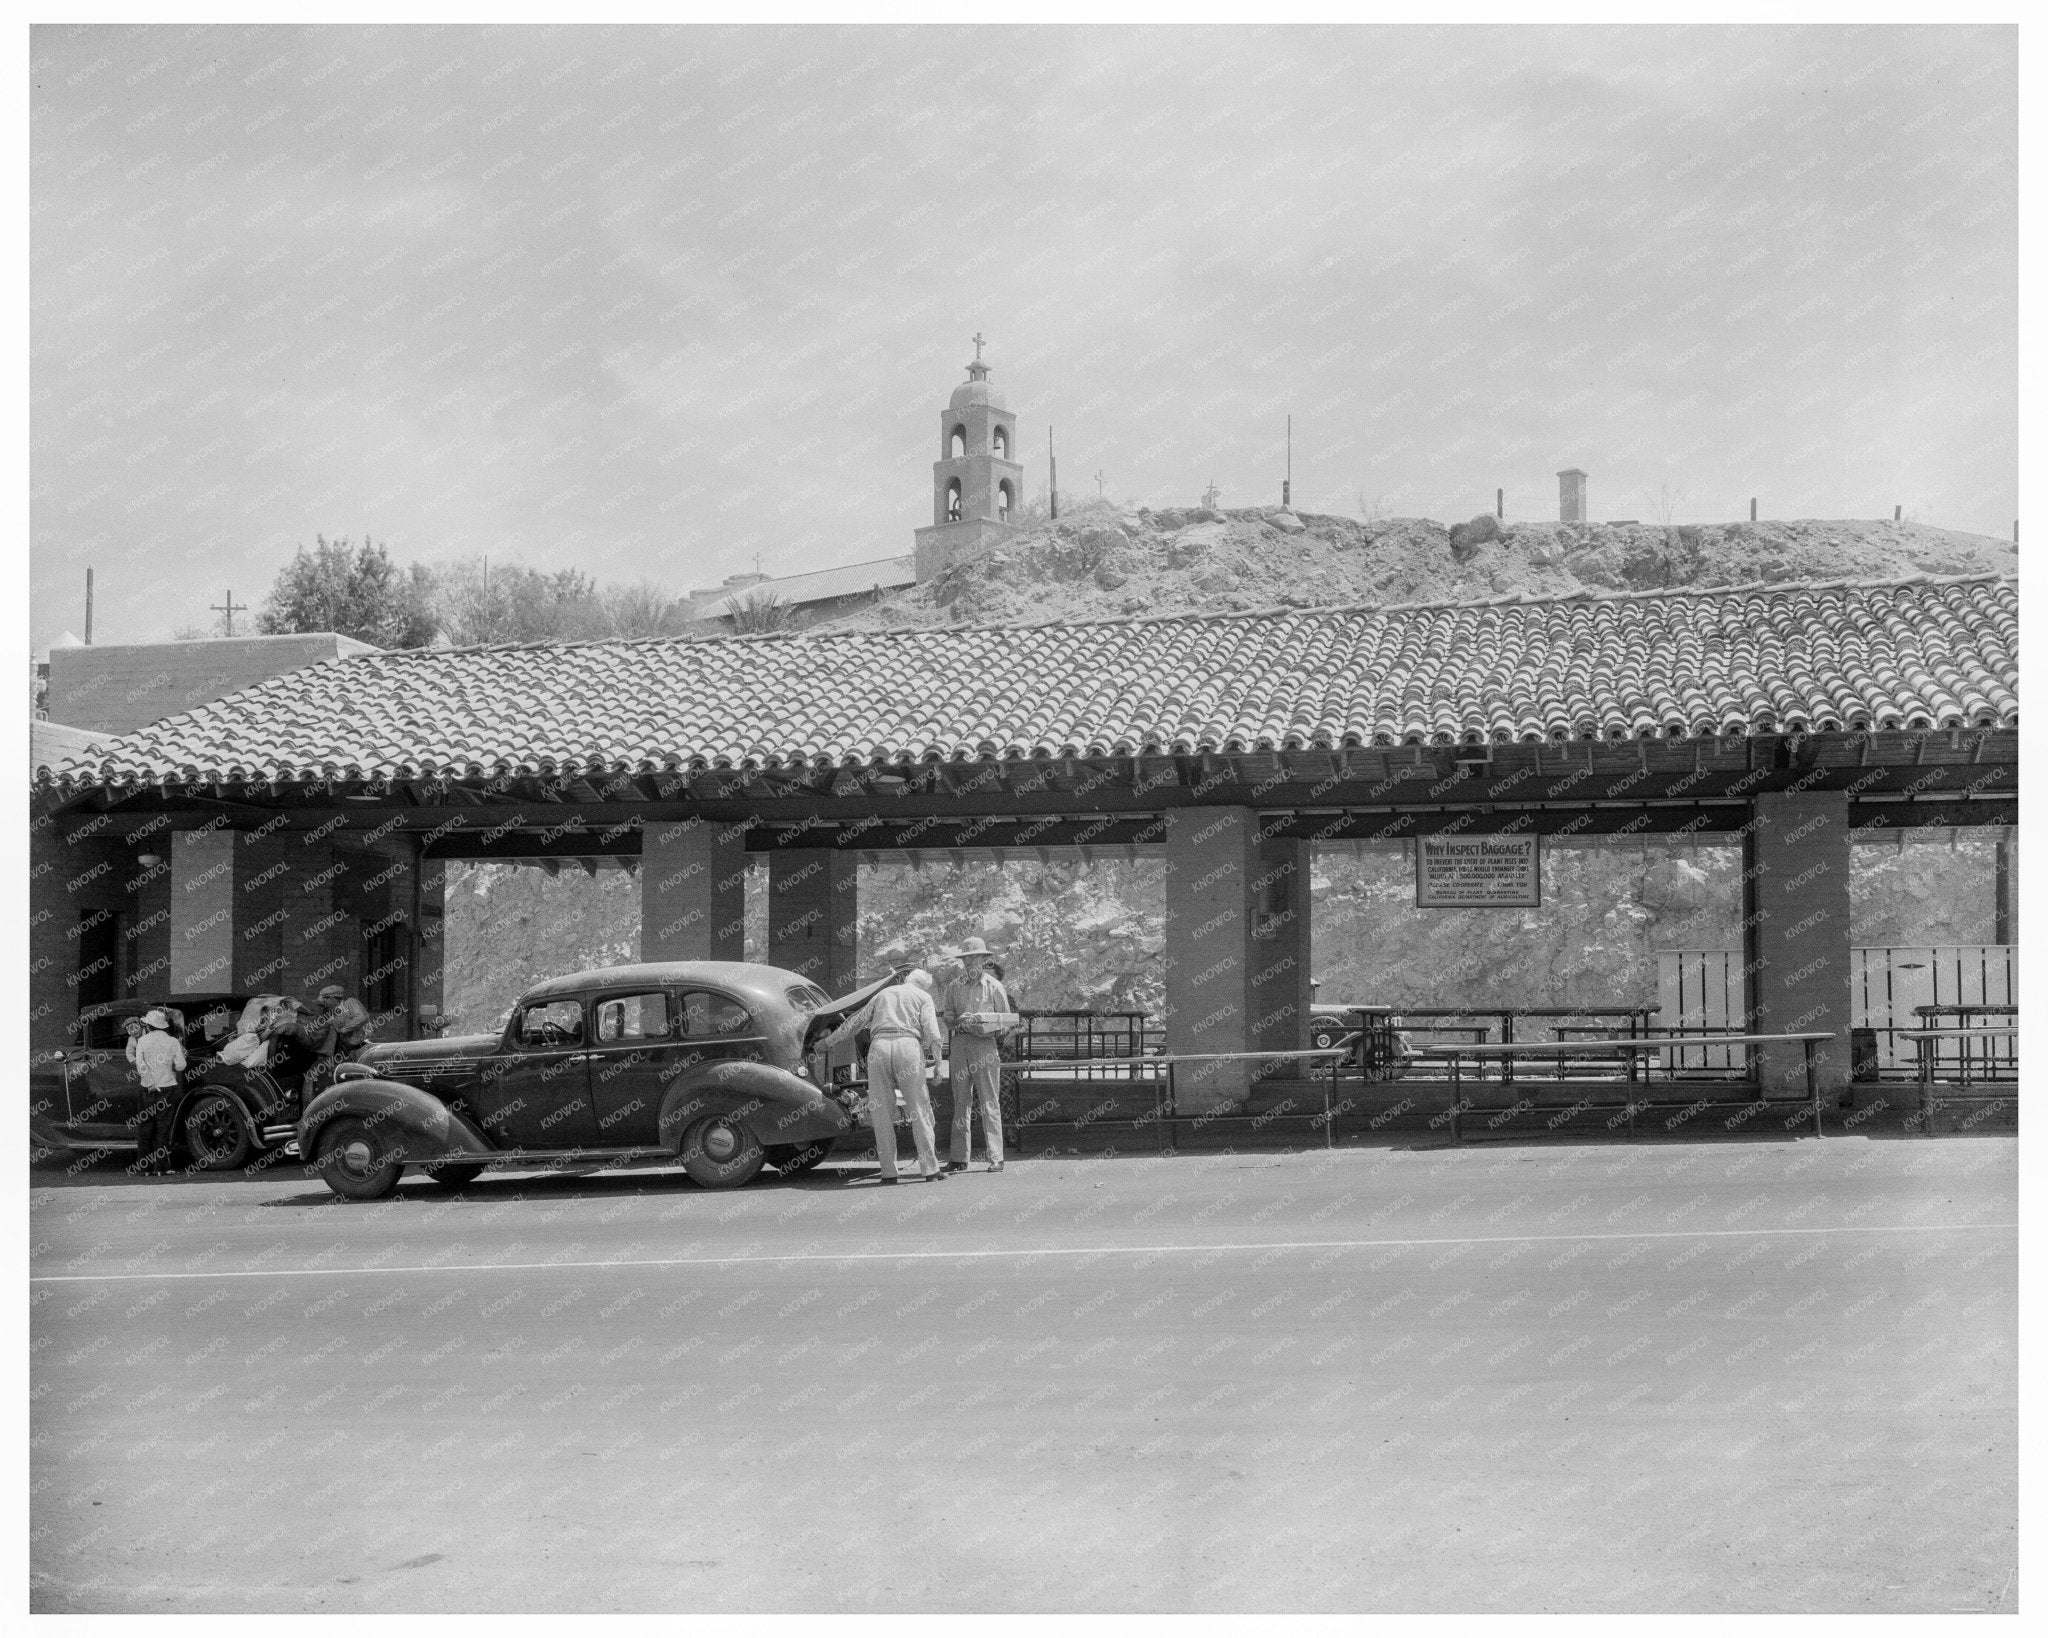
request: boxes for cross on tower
[971,331,986,362]
[210,589,246,635]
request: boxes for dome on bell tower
[949,359,1008,412]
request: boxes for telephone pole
[1049,426,1058,520]
[210,589,246,636]
[84,567,93,645]
[1282,415,1292,509]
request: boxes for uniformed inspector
[939,937,1013,1174]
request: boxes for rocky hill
[818,501,2015,630]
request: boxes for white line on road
[29,1219,2016,1284]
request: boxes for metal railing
[1413,1032,1837,1140]
[1006,1047,1353,1149]
[1010,1011,1163,1081]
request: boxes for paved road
[31,1134,2016,1613]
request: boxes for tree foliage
[257,535,437,649]
[430,557,693,646]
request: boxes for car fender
[175,1070,285,1146]
[656,1059,853,1152]
[296,1078,495,1166]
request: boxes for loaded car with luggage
[30,994,325,1170]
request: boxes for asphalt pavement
[30,1132,2017,1613]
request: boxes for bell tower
[914,334,1025,581]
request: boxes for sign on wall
[1415,834,1541,908]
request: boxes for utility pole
[84,567,93,645]
[1496,487,1504,520]
[1096,470,1106,499]
[1750,497,1757,522]
[1049,426,1058,520]
[210,589,246,636]
[1282,415,1292,509]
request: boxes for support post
[1161,807,1257,1113]
[1742,792,1852,1103]
[641,818,747,963]
[768,847,857,995]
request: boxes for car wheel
[314,1116,405,1201]
[765,1139,834,1176]
[423,1162,487,1190]
[681,1115,765,1189]
[182,1091,253,1171]
[1311,1027,1340,1051]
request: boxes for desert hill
[818,504,2015,631]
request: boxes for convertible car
[30,994,319,1171]
[298,960,896,1201]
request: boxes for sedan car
[29,994,313,1171]
[297,960,894,1201]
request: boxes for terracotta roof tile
[34,576,2019,792]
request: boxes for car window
[785,983,831,1015]
[515,999,584,1049]
[594,992,671,1045]
[678,990,753,1037]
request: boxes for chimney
[1557,468,1587,523]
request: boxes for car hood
[358,1033,498,1070]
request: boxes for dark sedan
[297,960,892,1200]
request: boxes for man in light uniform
[940,937,1012,1174]
[826,969,947,1184]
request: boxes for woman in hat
[938,937,1015,1173]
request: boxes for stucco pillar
[640,818,748,963]
[769,848,858,995]
[1163,807,1258,1113]
[1742,792,1852,1101]
[414,856,446,1033]
[1994,835,2015,945]
[1250,833,1314,1066]
[170,828,237,994]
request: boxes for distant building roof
[34,577,2018,794]
[694,556,916,620]
[31,717,115,779]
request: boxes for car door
[586,989,682,1148]
[469,997,600,1151]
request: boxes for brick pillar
[1163,807,1257,1113]
[234,830,293,995]
[171,829,237,993]
[415,857,445,1033]
[641,818,748,962]
[769,848,858,995]
[1250,834,1314,1068]
[1742,792,1852,1100]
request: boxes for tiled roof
[694,555,915,619]
[35,577,2018,792]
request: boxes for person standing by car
[826,969,946,1185]
[129,1009,186,1174]
[939,937,1013,1174]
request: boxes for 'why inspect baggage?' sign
[1415,835,1541,908]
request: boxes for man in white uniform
[827,969,946,1184]
[940,937,1013,1173]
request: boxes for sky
[29,23,2016,653]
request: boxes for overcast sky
[30,23,2015,652]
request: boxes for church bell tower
[913,334,1024,581]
